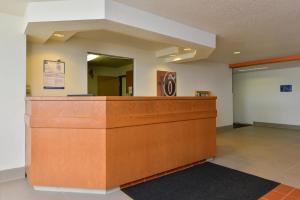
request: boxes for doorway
[87,53,134,96]
[97,76,119,96]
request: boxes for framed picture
[43,60,65,89]
[157,71,176,96]
[280,85,292,92]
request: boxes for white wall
[28,36,233,127]
[152,62,233,127]
[233,66,300,125]
[0,13,26,171]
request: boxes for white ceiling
[114,0,300,64]
[3,0,300,64]
[0,0,29,16]
[25,0,216,63]
[0,0,60,16]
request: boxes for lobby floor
[0,126,299,200]
[0,179,132,200]
[212,126,300,189]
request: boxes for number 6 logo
[162,72,176,96]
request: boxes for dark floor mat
[122,162,279,200]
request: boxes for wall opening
[87,52,134,96]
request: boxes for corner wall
[0,13,26,171]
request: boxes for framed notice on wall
[43,60,65,89]
[280,85,292,92]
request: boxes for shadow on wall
[233,123,252,129]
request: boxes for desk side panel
[106,98,217,188]
[106,118,216,188]
[27,128,107,189]
[26,99,108,189]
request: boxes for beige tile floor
[0,126,299,199]
[212,126,300,188]
[0,179,133,200]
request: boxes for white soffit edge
[155,47,179,58]
[24,0,216,62]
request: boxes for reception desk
[25,96,217,192]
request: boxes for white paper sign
[43,60,65,89]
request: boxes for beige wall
[27,40,87,96]
[27,37,152,96]
[27,36,233,127]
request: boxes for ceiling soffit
[25,0,216,63]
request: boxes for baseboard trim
[254,122,300,131]
[0,167,25,183]
[217,125,233,133]
[33,186,120,195]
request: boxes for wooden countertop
[26,96,217,101]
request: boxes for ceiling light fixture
[53,33,65,38]
[233,51,241,55]
[87,54,99,61]
[174,57,182,61]
[184,48,192,51]
[238,67,268,72]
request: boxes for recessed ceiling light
[53,33,65,38]
[233,51,241,55]
[87,54,99,61]
[174,57,182,61]
[184,48,192,51]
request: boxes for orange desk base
[25,96,217,190]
